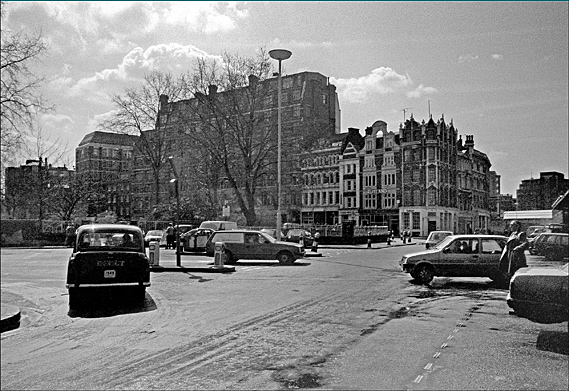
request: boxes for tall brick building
[75,131,137,219]
[517,171,569,210]
[135,71,341,224]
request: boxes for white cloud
[491,54,504,60]
[40,1,248,36]
[90,110,119,130]
[67,44,221,97]
[407,84,438,99]
[331,67,413,104]
[458,54,479,63]
[269,39,334,49]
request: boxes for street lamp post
[269,48,292,241]
[168,156,181,267]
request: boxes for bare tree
[100,71,191,207]
[180,49,275,225]
[43,171,90,221]
[0,1,51,166]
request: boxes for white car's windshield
[147,230,162,236]
[433,236,454,249]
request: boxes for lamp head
[269,49,292,61]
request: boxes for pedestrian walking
[498,220,528,280]
[166,223,175,249]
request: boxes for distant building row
[4,71,568,236]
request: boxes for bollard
[213,242,225,268]
[387,235,391,245]
[149,241,160,266]
[311,232,320,252]
[367,231,372,248]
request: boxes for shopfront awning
[503,210,554,220]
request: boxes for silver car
[400,234,507,284]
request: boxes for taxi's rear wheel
[134,286,146,303]
[413,265,434,284]
[277,251,295,265]
[68,288,82,310]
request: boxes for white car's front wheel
[412,265,434,284]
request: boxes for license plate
[104,270,116,278]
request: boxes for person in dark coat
[499,220,528,279]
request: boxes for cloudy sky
[3,1,568,195]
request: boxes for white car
[425,231,453,249]
[144,230,164,247]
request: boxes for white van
[199,220,238,231]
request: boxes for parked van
[199,220,238,231]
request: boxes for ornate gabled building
[456,135,492,234]
[359,120,401,232]
[298,115,492,236]
[300,136,343,225]
[398,115,459,235]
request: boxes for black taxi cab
[66,224,151,309]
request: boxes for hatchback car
[400,234,507,284]
[531,233,569,261]
[284,228,314,247]
[144,229,164,247]
[507,263,568,324]
[425,231,453,249]
[66,224,151,309]
[205,230,305,265]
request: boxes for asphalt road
[1,246,567,390]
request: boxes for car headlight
[400,256,408,265]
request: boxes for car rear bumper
[66,282,151,289]
[506,296,568,323]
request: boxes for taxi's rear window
[78,231,143,251]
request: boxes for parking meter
[149,240,160,266]
[214,242,225,268]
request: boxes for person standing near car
[65,224,76,247]
[499,220,528,279]
[166,223,175,249]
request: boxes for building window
[428,188,436,206]
[403,212,410,230]
[293,89,301,100]
[413,189,421,205]
[428,166,436,182]
[412,212,421,230]
[427,147,435,162]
